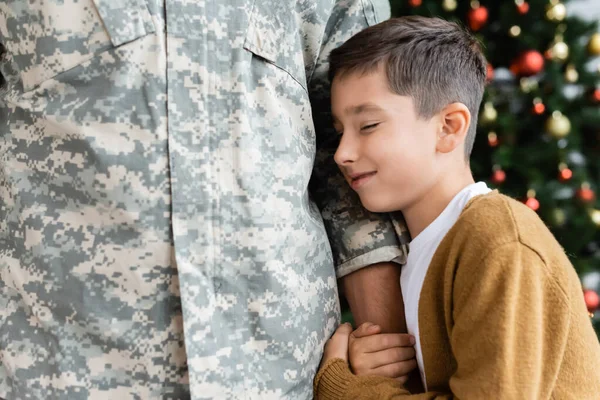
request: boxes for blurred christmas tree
[389,0,600,333]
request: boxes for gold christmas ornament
[545,2,567,21]
[590,209,600,227]
[552,208,566,227]
[545,111,571,138]
[588,33,600,56]
[442,0,457,12]
[480,102,497,124]
[564,64,578,83]
[519,77,539,93]
[548,40,569,62]
[509,26,521,37]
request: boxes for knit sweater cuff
[314,358,356,400]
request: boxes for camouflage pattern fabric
[0,0,408,398]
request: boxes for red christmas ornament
[559,168,573,182]
[577,187,596,203]
[525,197,540,211]
[517,2,530,15]
[468,6,489,31]
[486,63,494,82]
[491,169,506,184]
[488,132,499,147]
[584,289,600,313]
[533,102,546,115]
[512,50,545,77]
[592,88,600,103]
[408,0,422,7]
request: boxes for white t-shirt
[401,182,491,389]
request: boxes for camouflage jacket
[0,1,408,399]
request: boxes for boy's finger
[354,333,415,353]
[333,322,354,338]
[356,346,416,371]
[350,322,381,339]
[371,359,418,379]
[322,323,353,364]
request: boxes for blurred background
[342,0,600,335]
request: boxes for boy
[314,16,600,399]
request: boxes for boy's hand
[349,322,417,382]
[321,322,354,365]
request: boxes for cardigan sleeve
[314,358,451,399]
[314,242,572,400]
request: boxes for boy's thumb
[335,322,354,337]
[351,322,381,339]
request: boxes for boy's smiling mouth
[348,171,377,190]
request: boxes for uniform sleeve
[314,242,573,399]
[307,0,410,278]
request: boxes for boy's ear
[436,103,471,154]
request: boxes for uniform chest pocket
[0,0,154,92]
[243,0,309,91]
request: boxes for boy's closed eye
[360,122,380,132]
[333,122,381,137]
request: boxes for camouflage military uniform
[0,1,408,398]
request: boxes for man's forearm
[341,262,406,334]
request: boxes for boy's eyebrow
[332,103,383,123]
[345,103,384,116]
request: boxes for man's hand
[349,322,417,383]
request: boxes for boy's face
[331,68,441,213]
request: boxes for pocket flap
[243,1,307,90]
[92,0,156,47]
[0,0,155,92]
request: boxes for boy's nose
[334,134,358,166]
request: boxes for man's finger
[371,359,418,379]
[350,322,381,339]
[353,333,415,353]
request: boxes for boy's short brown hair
[329,16,487,158]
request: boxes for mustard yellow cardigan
[315,192,600,399]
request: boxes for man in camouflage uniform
[0,1,408,398]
